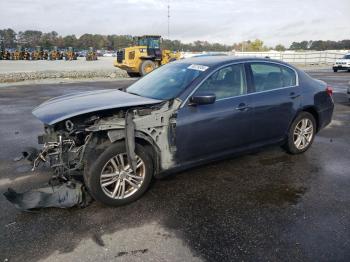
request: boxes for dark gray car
[30,56,334,206]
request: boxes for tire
[333,69,338,72]
[284,112,316,154]
[127,72,140,77]
[140,60,156,76]
[84,141,153,206]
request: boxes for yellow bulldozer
[114,35,180,77]
[31,46,45,60]
[49,46,63,60]
[86,47,98,61]
[64,47,77,61]
[12,46,24,60]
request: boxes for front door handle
[289,92,300,99]
[236,103,250,111]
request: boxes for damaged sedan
[27,56,334,206]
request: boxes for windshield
[127,62,206,100]
[343,55,350,59]
[137,38,160,49]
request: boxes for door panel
[174,63,254,162]
[175,96,253,162]
[249,86,300,142]
[248,62,300,143]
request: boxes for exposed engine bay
[28,99,181,181]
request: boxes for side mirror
[189,93,216,106]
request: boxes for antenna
[167,0,170,39]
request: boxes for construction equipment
[86,47,98,61]
[64,47,77,61]
[12,46,24,60]
[0,41,4,60]
[31,46,45,60]
[23,48,31,60]
[49,46,63,60]
[114,35,180,77]
[2,49,11,60]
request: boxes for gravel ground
[0,57,127,83]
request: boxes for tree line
[1,28,349,51]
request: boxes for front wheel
[284,112,316,154]
[84,141,154,206]
[333,68,338,72]
[140,60,156,76]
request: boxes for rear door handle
[235,103,250,111]
[289,92,300,99]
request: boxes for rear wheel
[284,112,316,154]
[140,60,156,76]
[333,68,338,72]
[84,141,153,206]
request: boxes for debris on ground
[3,180,92,211]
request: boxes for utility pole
[167,0,170,39]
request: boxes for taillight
[326,86,333,96]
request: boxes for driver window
[195,64,247,100]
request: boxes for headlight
[139,48,146,53]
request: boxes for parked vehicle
[49,46,63,60]
[86,47,98,61]
[30,57,334,206]
[64,47,77,60]
[333,54,350,72]
[114,35,180,77]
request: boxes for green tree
[275,44,286,51]
[18,30,43,48]
[63,35,78,48]
[0,28,16,48]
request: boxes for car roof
[177,55,294,69]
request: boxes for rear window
[250,63,296,92]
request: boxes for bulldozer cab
[135,35,161,48]
[135,35,162,60]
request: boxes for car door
[175,63,255,162]
[247,62,300,143]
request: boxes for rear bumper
[333,65,350,70]
[318,105,334,130]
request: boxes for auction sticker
[187,64,209,71]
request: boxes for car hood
[32,89,162,125]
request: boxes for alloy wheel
[293,118,314,150]
[100,153,145,199]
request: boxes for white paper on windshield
[187,64,209,71]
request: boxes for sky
[1,0,349,46]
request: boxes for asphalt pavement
[0,71,349,262]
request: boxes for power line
[167,0,170,39]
